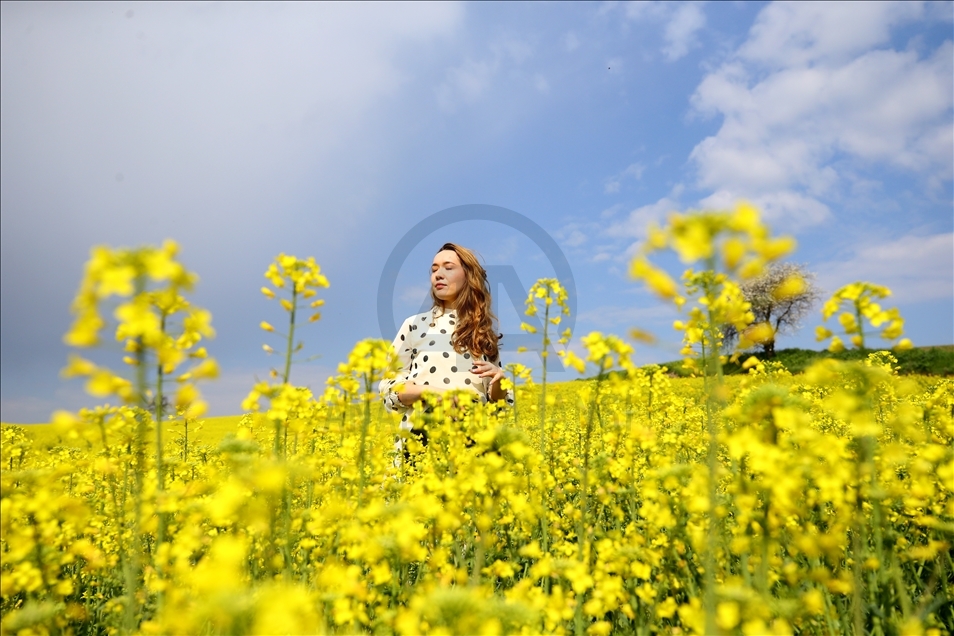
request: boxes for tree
[724,263,822,356]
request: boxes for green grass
[658,345,954,377]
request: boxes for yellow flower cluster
[521,278,573,357]
[815,282,911,352]
[261,253,329,320]
[61,240,215,418]
[631,204,794,371]
[631,203,794,304]
[248,254,332,416]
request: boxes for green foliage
[659,346,954,377]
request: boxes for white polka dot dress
[378,307,515,435]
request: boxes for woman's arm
[396,381,428,406]
[489,375,507,402]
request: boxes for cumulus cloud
[661,3,707,61]
[603,162,645,194]
[607,196,680,241]
[738,1,924,69]
[435,35,536,111]
[0,2,465,264]
[556,224,590,248]
[816,232,954,304]
[534,74,551,93]
[437,58,497,110]
[603,163,646,194]
[688,1,953,229]
[623,1,707,61]
[697,190,831,231]
[557,190,680,265]
[0,3,464,421]
[563,31,580,52]
[577,303,676,330]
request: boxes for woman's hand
[470,360,505,399]
[470,360,503,383]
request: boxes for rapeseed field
[1,207,951,635]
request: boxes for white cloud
[624,1,668,22]
[604,162,645,194]
[738,1,924,69]
[560,227,589,248]
[563,31,580,52]
[399,285,430,304]
[482,236,521,262]
[697,190,831,230]
[437,58,496,110]
[607,196,680,240]
[435,35,536,111]
[559,191,677,263]
[0,3,467,422]
[534,74,550,93]
[816,232,954,303]
[577,303,676,330]
[688,2,953,230]
[623,1,707,61]
[662,3,707,61]
[555,220,597,252]
[0,2,465,250]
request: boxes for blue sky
[2,1,951,422]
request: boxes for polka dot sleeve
[378,317,413,413]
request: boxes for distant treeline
[654,345,954,377]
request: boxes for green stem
[155,312,167,613]
[283,288,298,384]
[852,438,872,636]
[282,482,292,580]
[854,299,866,349]
[155,312,166,492]
[574,362,606,636]
[182,419,188,463]
[701,268,725,636]
[852,515,865,636]
[510,368,518,427]
[578,362,606,563]
[540,299,551,560]
[471,502,490,587]
[540,299,549,458]
[125,275,147,634]
[759,494,772,595]
[357,376,372,506]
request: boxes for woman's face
[431,249,466,308]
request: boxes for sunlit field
[2,207,952,635]
[7,416,245,455]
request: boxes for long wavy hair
[431,243,501,361]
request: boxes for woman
[379,242,514,453]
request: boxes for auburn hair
[430,243,501,361]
